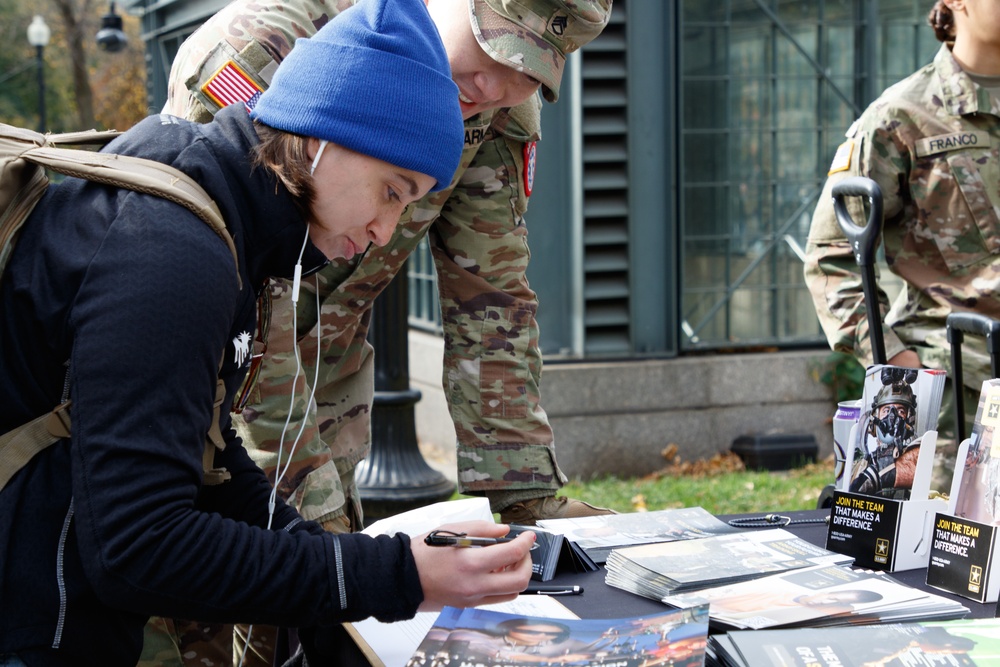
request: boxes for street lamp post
[26,15,50,133]
[96,2,129,53]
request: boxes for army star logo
[875,538,889,558]
[983,386,1000,427]
[233,331,251,367]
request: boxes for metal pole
[35,44,46,133]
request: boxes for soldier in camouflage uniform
[145,0,615,665]
[804,0,1000,496]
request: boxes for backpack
[0,122,241,490]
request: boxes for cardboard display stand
[826,488,944,572]
[924,439,1000,604]
[925,512,1000,603]
[827,420,948,572]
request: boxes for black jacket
[0,106,423,666]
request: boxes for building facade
[127,0,942,478]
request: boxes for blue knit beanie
[250,0,463,191]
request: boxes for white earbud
[309,139,328,177]
[292,140,329,303]
[291,261,304,304]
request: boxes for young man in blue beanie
[0,0,538,665]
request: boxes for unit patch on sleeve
[828,139,854,175]
[523,140,537,196]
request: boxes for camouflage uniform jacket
[805,44,1000,388]
[166,0,566,524]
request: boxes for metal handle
[832,176,886,364]
[947,312,1000,443]
[946,312,1000,347]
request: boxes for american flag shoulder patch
[201,61,263,111]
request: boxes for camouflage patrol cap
[469,0,612,102]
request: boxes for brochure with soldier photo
[844,364,947,501]
[709,617,1000,667]
[406,604,710,667]
[604,527,853,599]
[346,595,579,667]
[952,379,1000,528]
[660,563,969,633]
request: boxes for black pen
[425,533,517,547]
[522,585,583,596]
[424,530,539,549]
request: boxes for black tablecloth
[553,508,997,620]
[317,508,998,665]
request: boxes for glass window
[678,0,939,351]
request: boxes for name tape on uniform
[915,131,991,158]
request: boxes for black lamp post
[26,15,50,133]
[95,2,129,53]
[355,271,455,522]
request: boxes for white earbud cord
[266,137,326,526]
[270,273,322,517]
[239,274,320,667]
[241,141,327,667]
[265,224,316,527]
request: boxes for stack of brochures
[660,563,969,633]
[605,528,854,598]
[707,617,1000,667]
[405,604,711,667]
[537,505,740,563]
[952,377,1000,529]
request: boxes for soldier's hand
[411,520,535,612]
[887,349,922,369]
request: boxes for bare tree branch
[50,0,95,129]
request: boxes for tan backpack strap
[0,390,231,488]
[22,145,241,290]
[0,125,120,147]
[0,401,72,491]
[38,128,123,147]
[0,377,233,488]
[202,376,231,486]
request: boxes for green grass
[443,455,835,519]
[556,458,834,516]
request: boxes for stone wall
[409,331,838,483]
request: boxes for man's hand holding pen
[424,529,539,549]
[413,520,536,612]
